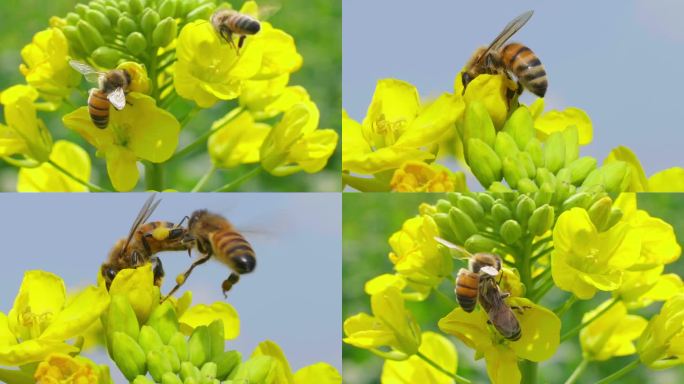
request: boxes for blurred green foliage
[0,0,340,191]
[343,193,684,384]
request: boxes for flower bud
[563,126,579,165]
[553,180,573,207]
[515,195,536,225]
[232,356,275,384]
[200,362,217,379]
[186,3,216,23]
[535,168,556,189]
[208,320,225,357]
[159,0,178,19]
[92,46,122,68]
[180,0,200,16]
[525,138,544,168]
[466,138,502,188]
[118,1,130,13]
[516,151,537,179]
[435,199,452,214]
[494,131,519,160]
[130,0,145,15]
[107,295,140,342]
[62,25,88,57]
[561,192,592,211]
[500,219,522,244]
[502,157,527,189]
[75,3,88,17]
[517,178,538,194]
[456,195,484,222]
[605,208,623,231]
[188,326,212,367]
[528,204,555,236]
[180,361,201,382]
[118,16,138,35]
[85,9,112,32]
[126,31,148,55]
[464,234,500,253]
[212,351,241,380]
[104,6,121,24]
[168,332,189,362]
[567,156,597,185]
[488,181,512,193]
[463,101,496,148]
[148,349,173,382]
[66,12,81,25]
[89,2,106,13]
[543,131,566,173]
[112,332,147,381]
[162,372,183,384]
[588,196,613,232]
[133,375,155,384]
[141,9,161,37]
[446,192,461,206]
[146,301,179,343]
[163,345,182,373]
[138,325,164,355]
[77,20,105,53]
[534,182,555,207]
[477,193,495,212]
[503,106,534,150]
[449,207,478,242]
[433,213,460,244]
[491,203,512,225]
[153,17,177,47]
[601,162,631,193]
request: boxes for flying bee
[69,60,131,129]
[101,194,192,289]
[436,237,525,341]
[462,10,547,99]
[163,209,256,301]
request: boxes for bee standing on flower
[163,209,256,301]
[68,60,131,129]
[437,237,526,341]
[462,10,548,99]
[101,194,192,289]
[211,9,262,53]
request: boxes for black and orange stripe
[456,269,479,312]
[228,13,260,35]
[501,42,547,97]
[88,89,110,129]
[211,229,256,274]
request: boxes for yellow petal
[287,129,338,173]
[508,298,560,362]
[254,25,303,78]
[123,93,180,163]
[381,332,457,384]
[604,146,648,192]
[40,285,110,340]
[343,146,434,175]
[0,312,17,347]
[108,265,160,324]
[0,340,77,366]
[365,274,407,295]
[342,313,394,349]
[363,79,420,131]
[294,362,341,384]
[648,167,684,192]
[104,146,139,192]
[8,271,65,339]
[251,340,295,382]
[0,123,27,157]
[395,93,464,147]
[438,308,492,352]
[484,345,521,384]
[535,107,592,145]
[17,140,91,192]
[460,74,511,128]
[179,302,240,340]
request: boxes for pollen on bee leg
[176,274,186,285]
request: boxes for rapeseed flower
[17,140,91,192]
[637,293,684,368]
[240,74,310,120]
[605,146,684,192]
[208,109,270,169]
[103,264,160,325]
[381,332,457,384]
[580,300,647,361]
[616,266,684,309]
[34,353,111,384]
[390,161,466,192]
[529,98,592,145]
[454,73,512,128]
[0,84,52,162]
[248,340,341,384]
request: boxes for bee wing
[107,87,126,111]
[434,237,473,260]
[120,194,161,257]
[480,265,500,277]
[479,10,533,61]
[257,4,281,20]
[489,305,521,339]
[69,60,104,83]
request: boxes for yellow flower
[62,93,180,191]
[178,301,240,340]
[34,353,111,384]
[388,215,452,299]
[249,340,341,384]
[551,208,640,299]
[614,193,681,270]
[439,298,560,384]
[240,74,311,120]
[343,80,464,175]
[454,73,513,128]
[381,332,457,384]
[343,287,421,357]
[390,161,466,192]
[174,2,302,108]
[17,140,91,192]
[580,300,648,361]
[616,266,684,309]
[637,293,684,368]
[649,167,684,191]
[259,101,338,176]
[105,264,160,325]
[19,27,79,101]
[529,98,593,145]
[0,271,109,366]
[0,84,52,162]
[208,109,270,169]
[605,147,684,191]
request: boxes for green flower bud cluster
[103,296,242,384]
[461,102,632,195]
[432,189,623,255]
[58,0,215,67]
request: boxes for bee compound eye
[105,268,117,280]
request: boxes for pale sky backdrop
[0,193,341,379]
[343,0,683,179]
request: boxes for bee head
[101,263,119,289]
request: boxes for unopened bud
[465,234,500,253]
[494,131,519,160]
[466,138,502,188]
[567,156,597,185]
[208,320,225,357]
[516,151,536,179]
[74,3,88,17]
[159,0,178,19]
[186,3,216,23]
[488,182,512,193]
[602,162,631,193]
[232,356,275,383]
[148,349,173,382]
[130,0,145,15]
[500,220,522,244]
[503,106,534,150]
[92,46,122,68]
[449,207,478,242]
[133,375,155,384]
[138,325,164,355]
[517,178,538,194]
[146,301,179,343]
[62,25,88,57]
[153,17,177,47]
[162,372,183,384]
[112,332,147,381]
[563,126,579,165]
[535,168,556,189]
[212,351,241,380]
[588,196,613,231]
[126,32,147,55]
[435,199,452,214]
[543,131,566,173]
[168,332,189,362]
[188,326,212,367]
[66,12,81,25]
[525,138,544,168]
[433,213,460,244]
[180,361,201,382]
[604,208,623,230]
[502,157,527,189]
[528,204,555,236]
[141,9,160,37]
[85,9,112,32]
[491,203,512,225]
[515,195,536,225]
[104,6,121,24]
[162,345,181,373]
[118,16,138,35]
[463,101,496,148]
[456,196,484,222]
[200,362,218,379]
[534,182,555,206]
[477,193,495,212]
[77,20,105,53]
[107,295,140,342]
[561,192,593,211]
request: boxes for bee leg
[152,256,164,287]
[510,305,531,314]
[221,273,240,298]
[499,291,510,299]
[161,253,212,302]
[237,35,246,49]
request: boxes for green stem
[519,238,538,384]
[595,359,640,384]
[191,165,216,192]
[530,276,555,302]
[48,160,111,192]
[170,107,240,161]
[520,360,538,384]
[160,91,179,109]
[213,166,262,192]
[563,358,589,384]
[145,162,163,191]
[0,368,34,384]
[433,288,456,306]
[179,105,201,128]
[416,351,471,384]
[531,245,554,261]
[554,295,578,317]
[342,173,391,192]
[560,298,619,342]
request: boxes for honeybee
[163,209,256,300]
[462,10,547,98]
[211,9,261,53]
[101,194,192,289]
[436,237,524,341]
[69,60,131,129]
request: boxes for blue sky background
[0,193,341,378]
[343,0,683,177]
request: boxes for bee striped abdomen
[229,14,260,34]
[212,230,256,273]
[456,270,479,312]
[502,42,547,97]
[88,89,110,129]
